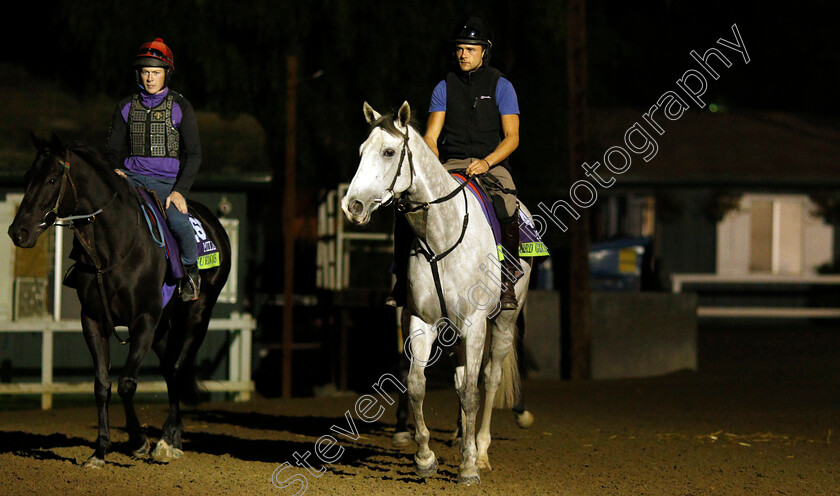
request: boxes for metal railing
[671,273,840,318]
[317,183,391,291]
[0,312,255,409]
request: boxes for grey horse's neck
[402,128,468,256]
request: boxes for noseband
[375,126,415,208]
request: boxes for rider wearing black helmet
[388,17,523,310]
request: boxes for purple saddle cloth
[450,173,549,263]
[450,173,502,243]
[136,188,181,306]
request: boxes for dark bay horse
[8,135,231,468]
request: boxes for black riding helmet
[451,17,493,65]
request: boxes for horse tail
[493,324,522,409]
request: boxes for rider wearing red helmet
[134,38,175,86]
[106,38,202,301]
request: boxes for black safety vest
[439,66,508,169]
[128,93,180,158]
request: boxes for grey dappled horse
[341,102,532,485]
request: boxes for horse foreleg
[405,316,437,477]
[118,315,156,459]
[81,314,111,468]
[151,325,183,463]
[450,406,463,446]
[476,323,513,471]
[476,357,498,471]
[154,304,209,462]
[392,352,412,447]
[152,378,186,463]
[455,321,485,486]
[512,306,534,429]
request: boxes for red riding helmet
[134,38,175,71]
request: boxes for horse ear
[30,132,48,153]
[49,133,66,155]
[363,102,380,124]
[397,101,411,129]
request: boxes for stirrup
[180,264,200,302]
[500,283,518,310]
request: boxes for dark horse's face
[8,135,72,248]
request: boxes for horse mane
[369,113,422,138]
[67,142,138,201]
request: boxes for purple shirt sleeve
[120,101,131,121]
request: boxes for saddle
[62,185,221,310]
[449,172,549,263]
[135,187,221,276]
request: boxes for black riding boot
[181,263,201,302]
[500,220,522,310]
[386,213,413,307]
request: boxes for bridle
[373,125,414,209]
[373,123,476,323]
[39,153,117,228]
[39,155,74,228]
[36,151,125,344]
[375,125,475,214]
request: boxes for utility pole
[567,0,592,379]
[282,55,298,398]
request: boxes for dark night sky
[2,0,837,203]
[2,1,839,379]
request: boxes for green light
[709,103,719,113]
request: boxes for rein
[40,156,118,228]
[383,126,472,323]
[45,153,128,345]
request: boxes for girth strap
[413,190,471,367]
[386,126,476,367]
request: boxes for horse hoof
[414,459,438,478]
[83,456,105,469]
[476,457,492,471]
[516,410,534,429]
[391,431,413,448]
[458,474,481,486]
[152,439,184,463]
[131,439,150,458]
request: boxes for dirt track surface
[1,373,838,495]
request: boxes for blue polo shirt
[428,76,520,115]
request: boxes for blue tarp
[589,237,652,291]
